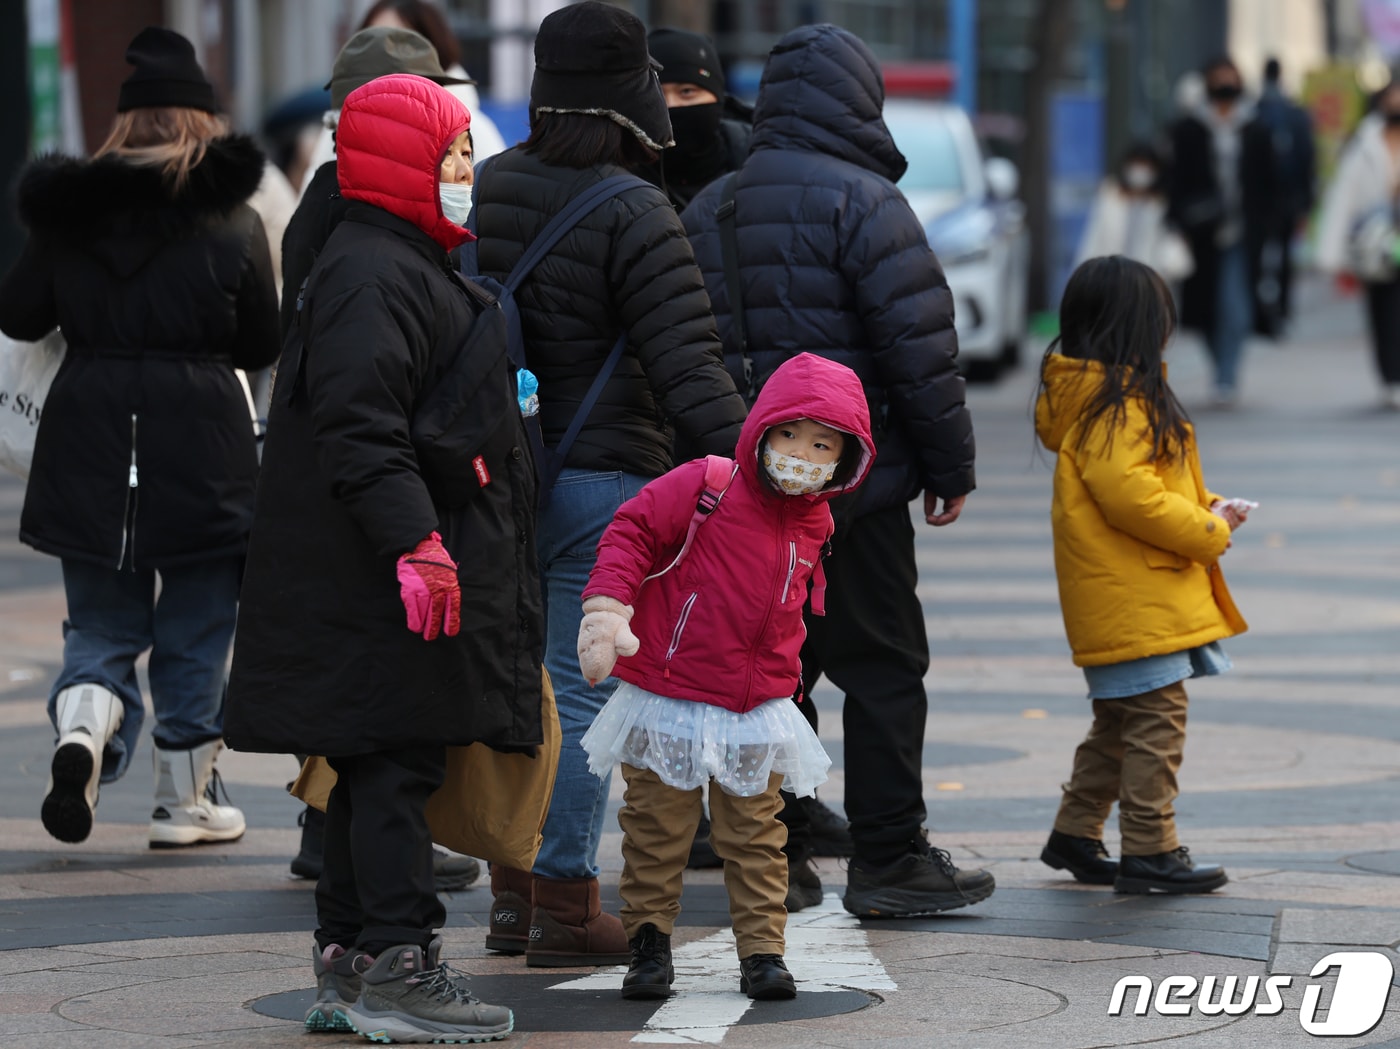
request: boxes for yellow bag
[290,668,559,871]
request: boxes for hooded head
[530,1,672,151]
[336,73,472,253]
[737,353,875,503]
[750,24,906,183]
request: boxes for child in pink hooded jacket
[577,353,874,1002]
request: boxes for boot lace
[631,925,664,964]
[204,767,236,807]
[407,962,481,1005]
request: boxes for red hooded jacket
[584,353,875,712]
[336,73,473,253]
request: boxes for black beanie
[648,28,725,104]
[530,1,672,151]
[117,27,219,114]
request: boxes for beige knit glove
[577,595,639,686]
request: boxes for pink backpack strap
[643,455,739,584]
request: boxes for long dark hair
[359,0,461,70]
[1039,256,1190,463]
[523,111,658,171]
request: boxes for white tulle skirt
[580,681,831,799]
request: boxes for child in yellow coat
[1035,255,1250,894]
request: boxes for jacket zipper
[780,541,797,604]
[663,592,699,680]
[116,413,138,570]
[743,502,787,705]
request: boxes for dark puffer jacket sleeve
[609,196,743,457]
[841,187,975,499]
[300,279,439,558]
[231,208,282,372]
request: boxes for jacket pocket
[1142,546,1191,572]
[663,591,698,679]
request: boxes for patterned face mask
[761,441,838,495]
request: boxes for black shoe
[432,848,482,892]
[843,830,996,918]
[1040,830,1117,885]
[740,954,797,1000]
[1114,846,1228,894]
[800,795,854,857]
[686,811,723,870]
[785,852,823,912]
[290,805,324,880]
[621,923,674,1000]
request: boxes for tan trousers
[1053,680,1189,856]
[618,764,787,959]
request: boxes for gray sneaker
[305,943,369,1032]
[345,943,513,1044]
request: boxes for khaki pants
[618,764,787,959]
[1053,680,1189,856]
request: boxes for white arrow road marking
[550,892,894,1044]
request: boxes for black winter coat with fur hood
[0,136,280,569]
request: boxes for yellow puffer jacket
[1036,354,1247,667]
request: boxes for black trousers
[1365,278,1400,385]
[783,503,930,864]
[316,746,447,954]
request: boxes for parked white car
[884,100,1030,380]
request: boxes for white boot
[42,684,123,843]
[149,739,246,848]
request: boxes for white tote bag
[0,329,65,480]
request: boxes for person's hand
[395,532,460,640]
[924,491,967,526]
[577,596,639,686]
[1210,498,1255,531]
[1335,271,1361,297]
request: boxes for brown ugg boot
[485,865,533,954]
[526,875,631,967]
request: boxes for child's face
[766,419,845,465]
[440,131,473,185]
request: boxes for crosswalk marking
[550,894,894,1043]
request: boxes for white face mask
[1122,165,1156,191]
[761,441,838,495]
[439,182,473,227]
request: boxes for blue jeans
[50,557,242,783]
[533,467,650,879]
[1208,242,1251,393]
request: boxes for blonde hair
[95,107,230,190]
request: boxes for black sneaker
[800,795,854,857]
[1115,846,1228,895]
[785,852,823,912]
[843,831,995,918]
[621,923,674,1000]
[739,954,797,1000]
[1040,830,1117,885]
[290,805,324,880]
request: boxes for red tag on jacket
[472,456,491,486]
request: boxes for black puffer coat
[278,159,350,338]
[682,24,975,511]
[224,74,542,756]
[0,136,280,569]
[474,148,745,478]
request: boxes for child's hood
[1036,353,1109,453]
[737,353,875,501]
[335,73,473,253]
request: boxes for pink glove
[396,532,460,640]
[577,595,639,686]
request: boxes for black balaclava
[648,28,727,187]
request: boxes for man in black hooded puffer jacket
[683,23,993,919]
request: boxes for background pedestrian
[0,25,278,850]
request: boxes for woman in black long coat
[223,72,537,1039]
[0,28,279,849]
